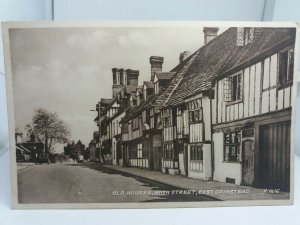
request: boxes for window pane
[231,132,236,143]
[225,133,230,144]
[232,75,238,101]
[288,50,294,82]
[197,99,202,108]
[230,146,236,161]
[279,51,288,84]
[225,146,229,161]
[237,145,241,161]
[194,110,199,122]
[237,74,241,100]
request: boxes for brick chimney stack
[149,56,164,81]
[203,27,219,45]
[112,68,139,98]
[179,51,191,64]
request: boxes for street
[18,163,216,203]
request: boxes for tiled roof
[164,27,295,107]
[120,27,295,121]
[120,94,160,123]
[136,86,143,94]
[155,72,175,80]
[144,81,154,89]
[100,98,113,105]
[120,50,199,123]
[125,85,139,94]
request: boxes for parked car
[78,155,84,163]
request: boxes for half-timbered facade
[160,27,295,191]
[213,28,295,191]
[93,27,295,192]
[121,56,184,171]
[111,110,126,166]
[95,68,139,164]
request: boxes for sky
[9,25,225,153]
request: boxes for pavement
[17,162,35,171]
[98,163,290,201]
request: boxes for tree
[25,108,71,153]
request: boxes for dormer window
[244,28,251,45]
[237,27,254,46]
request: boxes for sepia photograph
[3,22,298,208]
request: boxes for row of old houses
[93,27,295,191]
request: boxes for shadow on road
[78,163,220,202]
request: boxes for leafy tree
[75,140,85,155]
[25,108,71,153]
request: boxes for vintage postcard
[2,21,298,209]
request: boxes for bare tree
[25,108,71,153]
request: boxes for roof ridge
[163,50,200,106]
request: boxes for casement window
[190,144,203,161]
[187,99,203,123]
[279,49,294,87]
[142,110,150,124]
[137,143,143,158]
[176,107,183,116]
[224,131,241,162]
[129,145,137,159]
[132,117,139,130]
[223,73,242,103]
[162,108,172,127]
[157,113,162,129]
[133,99,137,106]
[149,109,155,128]
[163,143,174,160]
[112,122,115,136]
[122,122,129,134]
[142,109,150,125]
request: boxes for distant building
[15,132,44,162]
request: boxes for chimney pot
[179,51,191,64]
[203,27,219,45]
[149,56,164,81]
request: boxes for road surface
[18,163,215,203]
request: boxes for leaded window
[163,143,173,160]
[187,98,203,123]
[223,73,242,103]
[224,131,241,162]
[279,48,294,86]
[190,144,203,161]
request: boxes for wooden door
[259,122,290,191]
[116,142,122,164]
[152,147,162,171]
[184,144,188,176]
[242,140,254,186]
